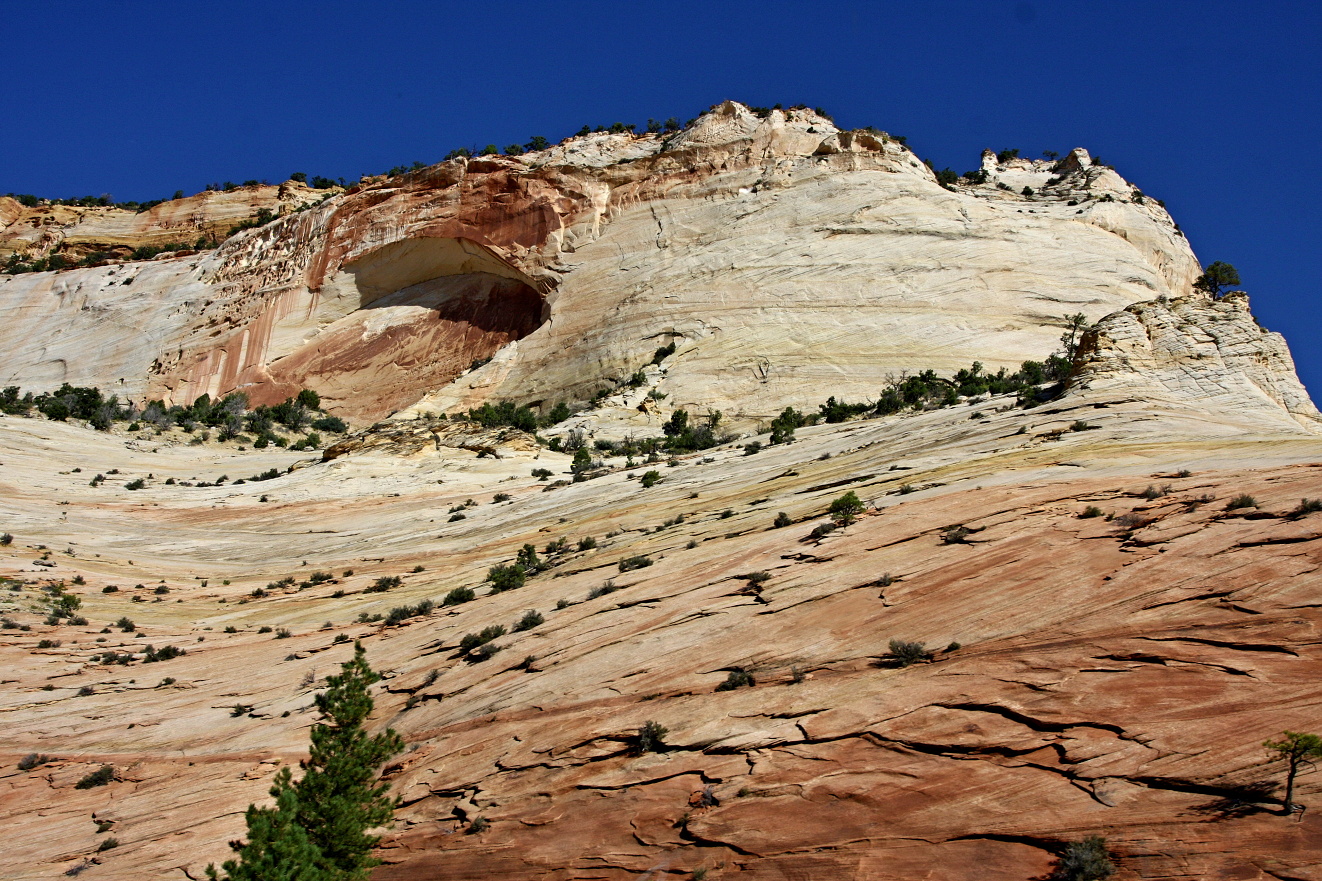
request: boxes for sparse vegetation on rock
[1264,731,1322,814]
[208,643,401,880]
[828,491,865,526]
[1049,836,1115,881]
[637,720,668,753]
[888,639,931,666]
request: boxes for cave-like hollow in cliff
[264,236,548,420]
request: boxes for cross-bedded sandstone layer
[1,102,1201,425]
[1,101,1319,881]
[0,354,1319,879]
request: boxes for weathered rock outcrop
[0,102,1207,425]
[1070,294,1322,432]
[321,417,540,461]
[0,183,328,260]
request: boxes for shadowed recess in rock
[236,236,548,420]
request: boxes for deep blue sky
[5,1,1319,395]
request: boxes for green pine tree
[294,642,404,878]
[209,642,402,881]
[207,769,331,881]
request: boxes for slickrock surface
[1,103,1199,424]
[2,101,1320,881]
[1,362,1320,879]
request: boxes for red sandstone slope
[1,398,1320,879]
[369,468,1322,881]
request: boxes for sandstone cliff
[1,101,1320,881]
[0,182,328,261]
[1070,294,1322,432]
[0,102,1205,426]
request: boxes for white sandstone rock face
[0,101,1294,433]
[1070,294,1322,433]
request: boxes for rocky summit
[1,101,1320,880]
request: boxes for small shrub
[366,575,401,593]
[0,533,11,545]
[898,484,915,495]
[638,719,668,752]
[448,513,466,522]
[158,677,176,687]
[532,468,553,480]
[1176,469,1192,478]
[467,817,489,835]
[77,685,96,696]
[102,585,118,593]
[1113,512,1148,531]
[1050,835,1115,880]
[720,509,734,519]
[125,478,146,491]
[143,644,186,661]
[1290,498,1322,519]
[743,441,762,456]
[515,544,541,571]
[514,609,544,632]
[773,511,791,528]
[1070,420,1091,432]
[274,627,292,639]
[384,604,420,626]
[828,491,865,526]
[492,493,511,503]
[231,704,252,717]
[116,616,135,632]
[889,639,930,666]
[37,638,60,648]
[715,668,755,691]
[940,525,971,544]
[640,470,661,488]
[311,415,348,433]
[154,585,169,594]
[443,586,476,606]
[458,625,506,659]
[1227,494,1258,510]
[577,535,597,551]
[18,753,54,771]
[97,837,119,852]
[223,625,238,633]
[618,555,653,572]
[742,571,771,586]
[1080,506,1104,519]
[1140,484,1166,500]
[587,580,619,600]
[257,625,273,634]
[487,563,526,591]
[809,522,837,540]
[75,766,115,789]
[72,575,85,585]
